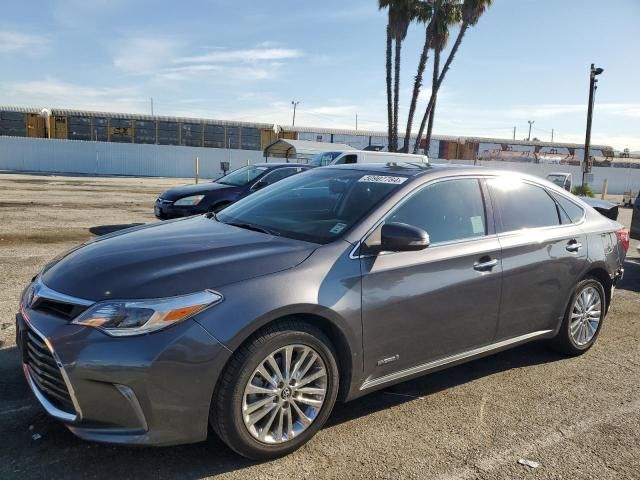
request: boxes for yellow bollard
[601,178,608,200]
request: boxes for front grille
[24,328,75,414]
[31,298,87,320]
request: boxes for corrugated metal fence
[0,136,264,178]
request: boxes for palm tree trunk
[385,23,393,151]
[424,47,440,152]
[392,38,402,152]
[413,22,469,154]
[402,25,431,153]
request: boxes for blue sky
[1,0,638,149]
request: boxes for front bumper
[17,307,232,446]
[154,199,204,220]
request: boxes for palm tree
[379,0,416,151]
[414,0,460,153]
[401,1,433,153]
[414,0,491,153]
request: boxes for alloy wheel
[569,286,602,346]
[242,344,327,444]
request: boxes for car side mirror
[252,180,268,191]
[380,222,430,252]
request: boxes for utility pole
[513,126,516,140]
[355,113,358,131]
[583,63,604,186]
[527,120,534,141]
[291,100,299,126]
[150,97,154,116]
[551,129,554,142]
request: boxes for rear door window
[488,179,560,232]
[549,191,584,224]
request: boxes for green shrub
[572,185,595,197]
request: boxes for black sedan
[155,163,310,219]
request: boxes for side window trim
[356,175,492,256]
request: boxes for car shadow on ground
[0,340,565,480]
[89,224,145,236]
[618,257,640,293]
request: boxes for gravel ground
[0,172,638,480]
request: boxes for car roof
[324,162,573,188]
[253,162,310,168]
[323,162,475,177]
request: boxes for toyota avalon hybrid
[17,163,627,459]
[154,163,309,219]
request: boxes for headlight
[174,195,205,206]
[72,290,222,336]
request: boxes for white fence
[0,136,265,179]
[1,136,639,194]
[446,159,640,194]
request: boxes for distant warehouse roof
[264,139,355,159]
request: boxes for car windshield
[309,151,344,167]
[217,166,268,186]
[217,168,407,244]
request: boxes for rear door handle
[566,241,582,252]
[473,258,498,272]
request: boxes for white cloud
[175,47,303,64]
[2,79,146,113]
[0,31,48,55]
[113,37,180,75]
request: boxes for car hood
[160,182,240,201]
[41,216,316,301]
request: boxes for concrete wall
[0,136,265,179]
[446,159,640,194]
[1,136,639,194]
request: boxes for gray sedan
[16,163,628,459]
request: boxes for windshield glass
[309,151,344,167]
[217,166,268,186]
[217,168,407,244]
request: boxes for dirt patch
[0,228,92,245]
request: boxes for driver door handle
[473,257,498,272]
[566,240,582,253]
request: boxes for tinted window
[549,191,584,224]
[368,179,486,246]
[217,169,405,244]
[335,154,358,165]
[260,167,301,186]
[489,179,560,231]
[217,166,268,186]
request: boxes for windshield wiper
[225,221,281,236]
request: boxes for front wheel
[211,321,339,459]
[552,277,606,355]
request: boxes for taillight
[616,228,630,253]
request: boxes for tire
[211,320,339,460]
[552,277,606,356]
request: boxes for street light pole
[583,63,604,186]
[527,120,534,141]
[291,100,300,126]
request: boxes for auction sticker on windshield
[358,175,408,184]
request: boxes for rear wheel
[553,277,606,355]
[211,321,339,459]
